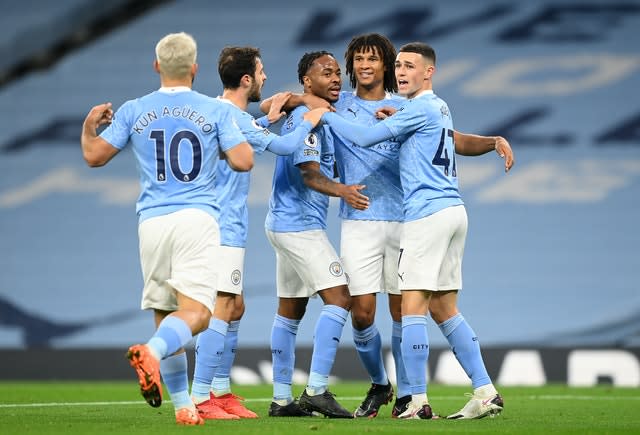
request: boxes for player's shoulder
[281,106,308,130]
[387,93,406,106]
[427,92,451,117]
[290,105,310,116]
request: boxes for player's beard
[248,80,261,103]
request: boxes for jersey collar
[158,86,191,93]
[411,89,434,100]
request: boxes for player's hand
[302,107,330,127]
[266,91,292,124]
[302,93,333,110]
[340,184,369,210]
[375,106,397,119]
[495,136,514,173]
[85,103,113,129]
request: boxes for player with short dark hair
[261,33,513,418]
[322,41,506,420]
[265,51,368,419]
[189,45,327,420]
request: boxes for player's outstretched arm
[453,131,514,173]
[81,103,119,167]
[265,108,331,156]
[260,92,332,114]
[298,161,369,210]
[321,112,393,147]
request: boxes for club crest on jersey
[329,261,343,277]
[231,269,242,286]
[440,104,450,118]
[304,133,318,147]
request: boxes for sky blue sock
[160,353,191,410]
[392,320,411,398]
[439,313,491,388]
[353,323,388,385]
[308,305,348,392]
[212,319,239,396]
[401,315,429,395]
[191,317,228,401]
[146,315,193,360]
[271,314,299,401]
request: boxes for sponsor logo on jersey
[304,133,318,147]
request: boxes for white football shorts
[216,245,245,295]
[138,208,219,312]
[340,219,402,296]
[265,229,347,298]
[398,205,467,292]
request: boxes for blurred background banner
[1,0,639,381]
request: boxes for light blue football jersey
[215,99,276,247]
[100,88,247,222]
[333,91,404,221]
[215,98,313,247]
[265,105,336,232]
[322,90,463,222]
[382,90,463,221]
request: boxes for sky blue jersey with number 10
[100,88,247,222]
[265,105,336,232]
[322,90,463,222]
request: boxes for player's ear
[302,75,311,89]
[153,60,161,74]
[424,64,434,80]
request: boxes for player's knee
[429,307,458,325]
[336,294,352,312]
[278,300,307,320]
[192,306,212,333]
[351,308,374,329]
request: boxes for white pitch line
[0,395,638,409]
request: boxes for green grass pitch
[1,381,639,434]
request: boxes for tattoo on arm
[299,162,340,197]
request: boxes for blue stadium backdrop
[1,0,639,385]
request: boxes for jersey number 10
[150,129,202,182]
